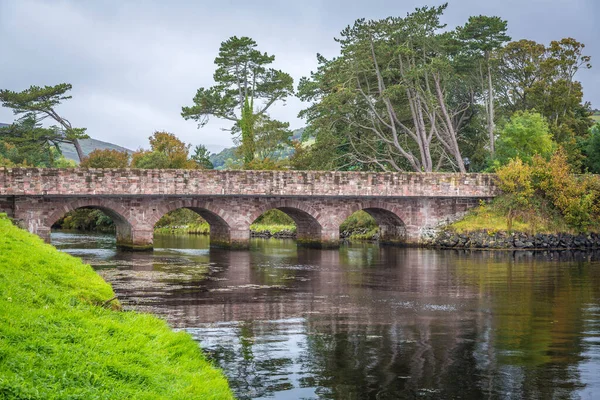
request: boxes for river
[51,231,600,400]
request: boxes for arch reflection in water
[52,231,600,400]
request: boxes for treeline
[295,6,596,173]
[81,131,213,170]
[179,4,599,174]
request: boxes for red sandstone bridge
[0,168,498,250]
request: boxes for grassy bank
[0,214,233,399]
[449,152,600,236]
[250,223,296,235]
[154,222,210,235]
[449,200,571,235]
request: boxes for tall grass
[450,199,573,235]
[0,214,233,399]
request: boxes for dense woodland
[1,4,599,234]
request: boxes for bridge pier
[297,228,340,249]
[211,228,250,250]
[116,227,153,251]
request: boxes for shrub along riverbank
[0,214,233,399]
[434,151,600,249]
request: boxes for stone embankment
[433,230,600,250]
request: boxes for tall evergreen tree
[0,84,88,161]
[181,36,293,167]
[458,16,511,156]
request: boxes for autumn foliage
[80,149,129,168]
[497,149,600,231]
[131,131,198,169]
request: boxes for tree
[458,15,510,156]
[148,131,192,168]
[131,131,196,169]
[80,149,130,168]
[299,5,476,172]
[495,111,555,165]
[131,150,171,169]
[252,114,292,161]
[240,96,256,164]
[0,114,68,167]
[190,145,214,169]
[0,84,88,161]
[496,38,593,166]
[181,36,294,166]
[584,123,600,173]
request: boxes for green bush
[54,209,115,231]
[493,149,600,232]
[495,111,555,166]
[340,211,378,232]
[254,209,295,225]
[80,149,130,168]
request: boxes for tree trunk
[73,139,86,163]
[487,58,495,156]
[433,74,466,173]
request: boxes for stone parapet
[0,168,499,198]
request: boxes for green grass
[592,111,600,122]
[0,214,233,399]
[451,204,531,233]
[154,222,210,235]
[449,199,571,235]
[249,223,296,234]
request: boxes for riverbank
[0,214,233,399]
[433,229,600,249]
[430,200,600,250]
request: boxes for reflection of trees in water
[206,250,600,399]
[299,316,487,399]
[453,251,600,398]
[199,320,297,400]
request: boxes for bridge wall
[0,168,498,198]
[7,195,481,249]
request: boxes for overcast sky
[1,0,598,153]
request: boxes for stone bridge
[0,168,499,250]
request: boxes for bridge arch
[336,201,409,245]
[46,199,135,248]
[248,200,327,247]
[149,199,242,248]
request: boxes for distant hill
[209,127,309,170]
[209,146,237,169]
[58,139,132,162]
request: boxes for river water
[52,231,600,400]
